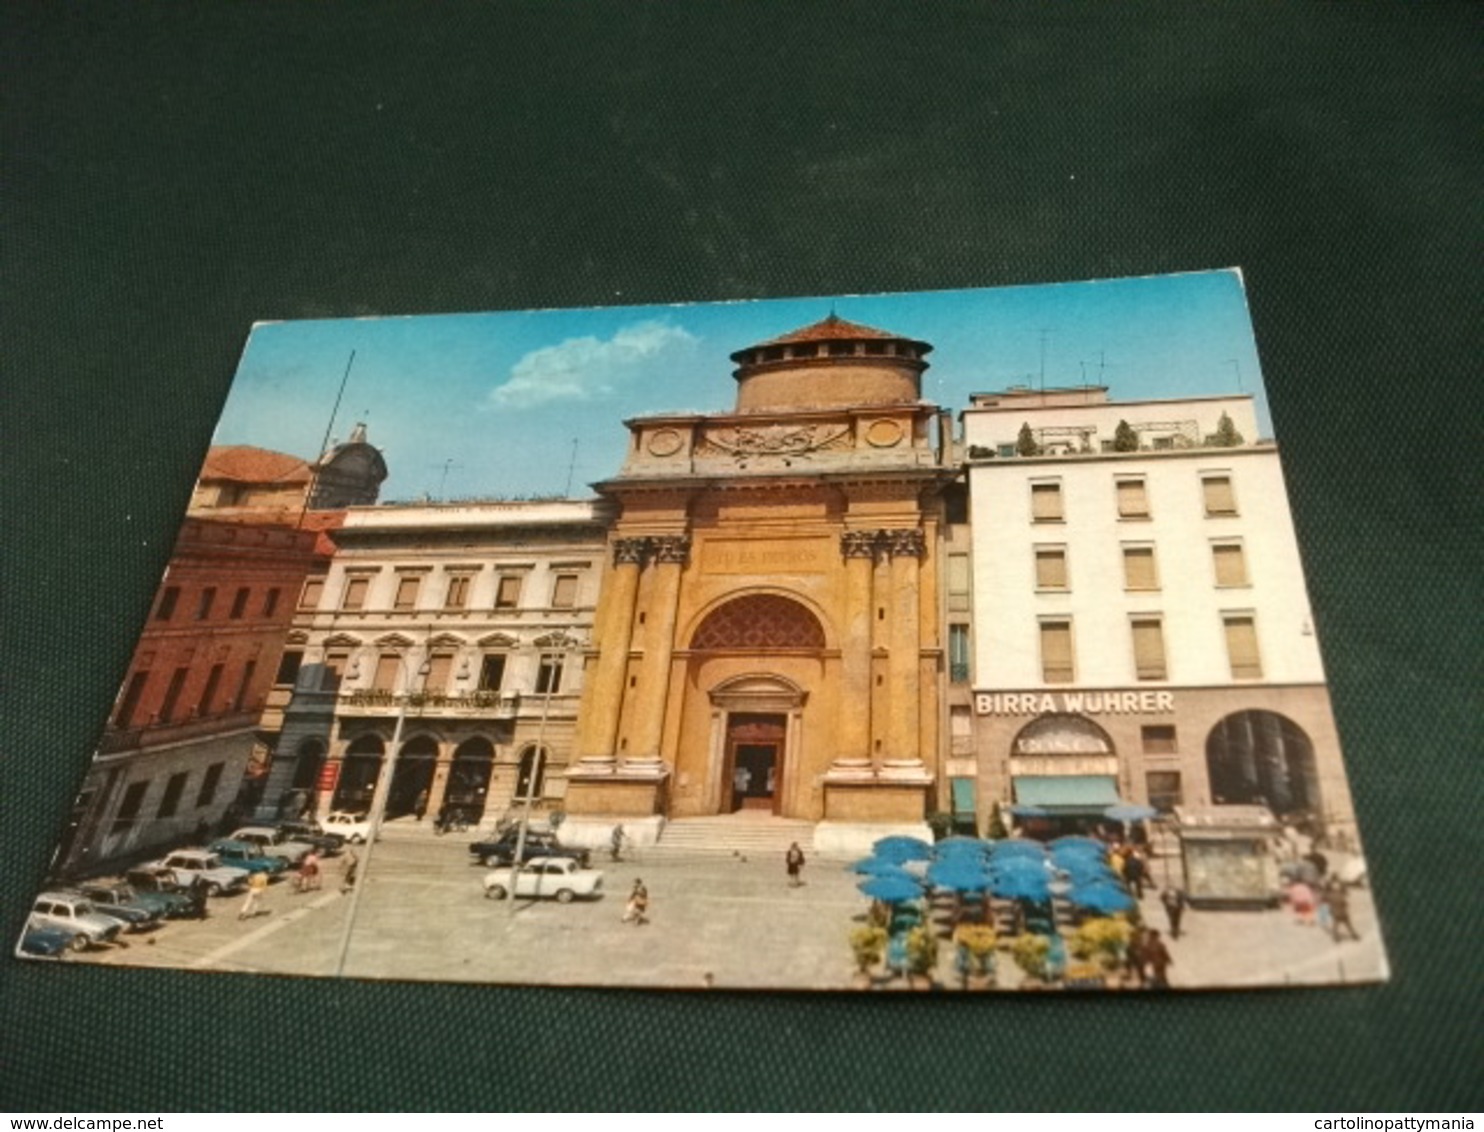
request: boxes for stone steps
[649,815,822,860]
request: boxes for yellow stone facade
[566,316,957,825]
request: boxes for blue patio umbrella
[935,836,989,852]
[989,868,1050,902]
[926,858,994,892]
[988,840,1048,861]
[1051,835,1106,852]
[1050,844,1108,868]
[858,874,924,903]
[934,841,992,864]
[846,857,914,877]
[1069,881,1138,914]
[872,835,933,863]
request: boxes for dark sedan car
[276,820,345,857]
[70,885,163,933]
[468,828,590,869]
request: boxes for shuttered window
[1131,618,1167,681]
[947,553,970,611]
[445,575,471,609]
[495,575,522,609]
[394,575,421,610]
[299,578,324,611]
[1224,615,1262,679]
[1035,547,1068,590]
[1123,546,1159,590]
[551,574,579,609]
[372,654,401,692]
[1030,482,1064,522]
[1116,478,1150,518]
[1213,542,1248,586]
[424,653,453,695]
[1040,620,1074,683]
[342,576,370,610]
[1203,474,1237,516]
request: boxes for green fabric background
[3,1,1480,1112]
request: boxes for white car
[30,892,124,948]
[146,849,250,895]
[323,811,374,844]
[482,857,604,903]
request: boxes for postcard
[19,271,1388,991]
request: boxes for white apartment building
[258,499,609,827]
[960,386,1357,844]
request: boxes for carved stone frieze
[697,422,851,463]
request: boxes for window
[115,671,150,728]
[196,763,224,808]
[372,653,401,692]
[229,587,250,619]
[1123,545,1159,590]
[196,586,217,620]
[478,654,507,692]
[550,574,579,609]
[445,575,471,610]
[298,578,324,611]
[156,772,188,819]
[341,576,370,611]
[1130,618,1167,681]
[1141,725,1178,754]
[393,575,421,611]
[943,485,969,526]
[535,654,564,694]
[495,575,522,609]
[154,586,180,621]
[1030,481,1064,522]
[1116,478,1150,518]
[111,782,148,835]
[321,652,349,692]
[159,666,190,723]
[1202,474,1238,516]
[948,624,970,683]
[261,588,281,618]
[274,650,303,687]
[1213,542,1249,587]
[195,663,224,717]
[1039,620,1074,683]
[232,660,257,712]
[1146,771,1183,814]
[424,653,453,695]
[1034,546,1068,590]
[947,553,971,610]
[1223,615,1262,679]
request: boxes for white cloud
[487,320,698,409]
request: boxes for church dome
[729,314,932,413]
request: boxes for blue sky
[216,269,1271,501]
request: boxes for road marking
[187,891,342,969]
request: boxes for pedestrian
[188,874,211,920]
[1123,846,1147,899]
[1125,928,1148,988]
[1326,880,1360,941]
[610,823,626,863]
[1144,929,1173,988]
[414,789,429,821]
[1159,887,1186,939]
[622,878,649,925]
[239,870,268,920]
[785,841,806,887]
[1109,845,1127,882]
[1289,880,1316,926]
[297,849,320,893]
[340,848,359,894]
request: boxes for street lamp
[506,629,577,917]
[333,647,429,977]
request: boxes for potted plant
[1010,933,1053,988]
[952,922,998,989]
[1069,916,1133,984]
[903,924,939,990]
[849,925,887,989]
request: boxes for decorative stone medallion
[646,428,684,457]
[864,418,904,448]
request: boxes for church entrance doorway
[725,713,786,813]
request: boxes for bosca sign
[974,690,1176,717]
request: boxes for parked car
[30,892,123,948]
[82,878,190,923]
[19,915,83,958]
[469,828,590,869]
[67,884,163,933]
[210,839,290,878]
[144,849,250,895]
[124,866,206,917]
[275,820,345,856]
[322,811,373,844]
[229,826,315,866]
[482,857,605,903]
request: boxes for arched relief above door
[687,592,830,651]
[707,673,808,714]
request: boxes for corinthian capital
[883,528,926,558]
[650,535,692,565]
[840,530,882,560]
[613,537,649,566]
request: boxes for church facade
[564,316,958,833]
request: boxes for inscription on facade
[974,690,1176,716]
[702,538,830,575]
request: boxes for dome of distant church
[728,314,932,414]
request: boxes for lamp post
[333,648,429,977]
[506,630,576,916]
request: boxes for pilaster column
[886,528,925,762]
[838,530,877,763]
[627,534,689,761]
[577,536,646,760]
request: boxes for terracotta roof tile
[200,445,312,485]
[754,314,905,348]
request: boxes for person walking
[785,841,806,887]
[610,824,626,863]
[340,848,359,894]
[1326,879,1361,941]
[297,849,320,893]
[1123,847,1147,899]
[239,869,268,920]
[1144,929,1174,988]
[1289,879,1316,926]
[1160,887,1186,939]
[622,878,649,925]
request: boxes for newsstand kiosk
[1173,805,1282,908]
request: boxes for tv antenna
[1225,358,1245,392]
[430,458,462,500]
[563,438,579,497]
[1038,328,1055,391]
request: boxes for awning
[950,777,976,815]
[1012,775,1121,816]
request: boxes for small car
[123,866,205,917]
[482,857,604,903]
[18,915,83,958]
[275,820,344,856]
[30,892,123,948]
[210,839,291,878]
[65,885,162,933]
[145,849,250,895]
[229,826,316,866]
[322,812,373,844]
[469,828,590,869]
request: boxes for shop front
[1005,714,1126,840]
